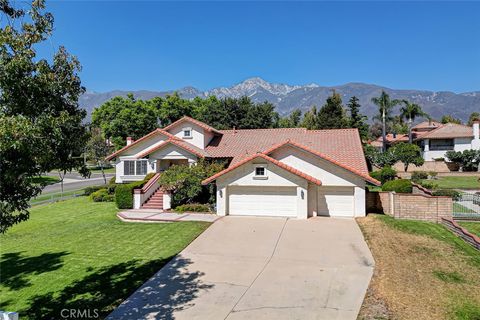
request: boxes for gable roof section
[136,139,209,159]
[205,127,370,175]
[163,116,223,135]
[202,153,322,186]
[415,123,473,140]
[105,129,178,161]
[412,120,443,131]
[263,140,380,185]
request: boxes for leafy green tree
[468,112,480,126]
[300,106,320,130]
[371,91,401,152]
[155,92,193,126]
[441,115,462,124]
[159,160,225,207]
[87,128,113,184]
[400,100,427,143]
[346,96,369,140]
[0,0,89,232]
[390,143,424,172]
[92,94,158,149]
[317,91,348,129]
[278,109,302,128]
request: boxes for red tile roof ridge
[106,129,178,161]
[219,127,307,133]
[202,153,322,186]
[163,116,222,134]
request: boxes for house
[371,120,480,161]
[106,116,380,218]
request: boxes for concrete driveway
[108,216,374,320]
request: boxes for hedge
[370,166,397,184]
[432,189,462,201]
[115,180,145,209]
[382,179,412,193]
[174,203,211,213]
[84,185,108,196]
[411,171,428,182]
[90,189,114,202]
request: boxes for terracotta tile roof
[136,139,209,159]
[206,127,370,174]
[163,116,223,135]
[374,134,409,144]
[105,129,178,161]
[263,140,381,186]
[416,123,473,140]
[202,153,322,186]
[412,120,443,131]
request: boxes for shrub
[433,157,444,161]
[115,180,145,209]
[174,203,211,213]
[144,172,156,182]
[432,189,461,201]
[370,166,397,184]
[159,159,226,207]
[428,171,438,180]
[106,183,117,194]
[109,176,116,185]
[446,149,480,172]
[411,171,428,182]
[382,179,412,193]
[90,189,114,202]
[419,181,438,190]
[83,185,108,196]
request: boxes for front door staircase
[141,188,164,210]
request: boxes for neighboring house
[106,116,380,218]
[371,120,480,161]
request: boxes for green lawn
[0,197,210,319]
[459,222,480,238]
[30,175,60,186]
[423,176,480,190]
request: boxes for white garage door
[228,186,297,217]
[317,186,354,217]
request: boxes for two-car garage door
[228,186,297,217]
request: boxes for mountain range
[80,77,480,123]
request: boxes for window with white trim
[124,160,148,175]
[182,127,192,139]
[254,165,267,179]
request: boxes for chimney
[472,120,480,150]
[126,137,134,146]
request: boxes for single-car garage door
[228,186,297,217]
[317,186,354,217]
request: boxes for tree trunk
[100,163,106,184]
[408,117,413,143]
[382,107,387,153]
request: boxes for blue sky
[38,1,480,93]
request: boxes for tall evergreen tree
[317,91,348,129]
[300,106,320,130]
[347,96,369,140]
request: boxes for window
[254,166,267,179]
[182,127,192,139]
[255,167,266,176]
[124,160,147,175]
[429,139,454,151]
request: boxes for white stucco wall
[270,146,365,187]
[422,137,475,161]
[215,159,308,218]
[148,144,197,161]
[122,134,167,156]
[167,122,210,149]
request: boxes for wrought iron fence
[453,193,480,220]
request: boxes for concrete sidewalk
[108,216,374,319]
[118,210,221,223]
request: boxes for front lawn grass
[0,197,210,319]
[423,176,480,190]
[30,175,60,186]
[458,222,480,238]
[357,214,480,320]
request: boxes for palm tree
[371,91,401,152]
[400,100,427,143]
